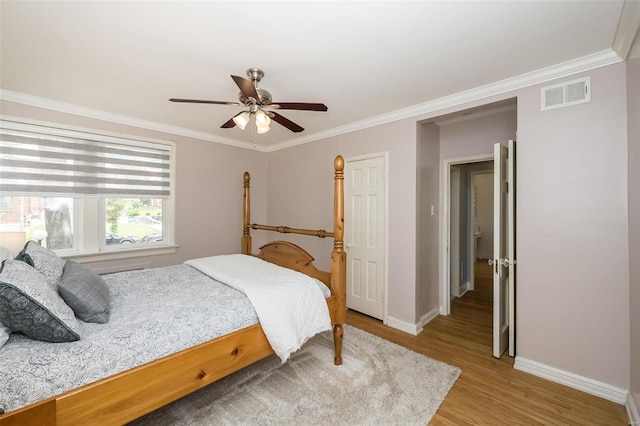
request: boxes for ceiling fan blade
[221,112,243,129]
[270,102,328,112]
[270,112,304,133]
[170,98,241,106]
[231,75,259,102]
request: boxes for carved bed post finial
[331,155,346,365]
[242,171,252,255]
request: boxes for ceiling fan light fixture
[233,111,251,130]
[255,110,271,127]
[256,125,271,134]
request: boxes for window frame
[0,117,177,261]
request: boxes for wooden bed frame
[0,155,346,426]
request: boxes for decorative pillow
[58,260,110,324]
[15,241,65,288]
[0,320,9,349]
[0,247,13,263]
[0,259,80,343]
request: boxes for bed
[0,155,346,426]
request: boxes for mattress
[0,264,262,414]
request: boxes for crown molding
[1,48,623,154]
[0,89,268,152]
[613,0,640,60]
[266,48,622,151]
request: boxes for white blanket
[185,254,331,362]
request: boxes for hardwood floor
[346,260,628,425]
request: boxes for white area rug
[131,325,460,425]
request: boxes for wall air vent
[541,77,590,111]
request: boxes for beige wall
[265,141,339,271]
[0,100,269,269]
[438,108,517,160]
[515,63,630,389]
[627,52,640,411]
[417,123,440,318]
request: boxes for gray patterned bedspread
[0,264,263,414]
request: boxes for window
[104,197,164,247]
[0,120,175,259]
[0,196,11,211]
[0,196,74,250]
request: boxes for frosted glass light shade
[255,110,271,133]
[255,110,270,126]
[233,112,251,130]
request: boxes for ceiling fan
[169,68,328,134]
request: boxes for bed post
[242,171,252,255]
[331,155,346,365]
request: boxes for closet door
[345,156,386,320]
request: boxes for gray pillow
[0,246,14,263]
[0,259,80,343]
[15,241,65,288]
[0,320,9,349]
[58,260,110,324]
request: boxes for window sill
[62,244,179,264]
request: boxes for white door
[507,140,516,357]
[492,141,516,358]
[345,156,386,320]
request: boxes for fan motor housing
[239,88,272,106]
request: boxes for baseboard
[385,308,439,336]
[627,392,640,426]
[514,356,628,404]
[418,308,440,330]
[385,316,421,335]
[458,281,470,297]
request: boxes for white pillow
[0,246,14,263]
[0,321,9,349]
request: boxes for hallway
[447,259,494,355]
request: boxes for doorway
[416,99,517,356]
[448,165,494,299]
[441,155,493,315]
[442,142,516,359]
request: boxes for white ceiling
[0,1,633,150]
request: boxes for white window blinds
[0,123,172,198]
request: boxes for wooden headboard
[256,241,331,286]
